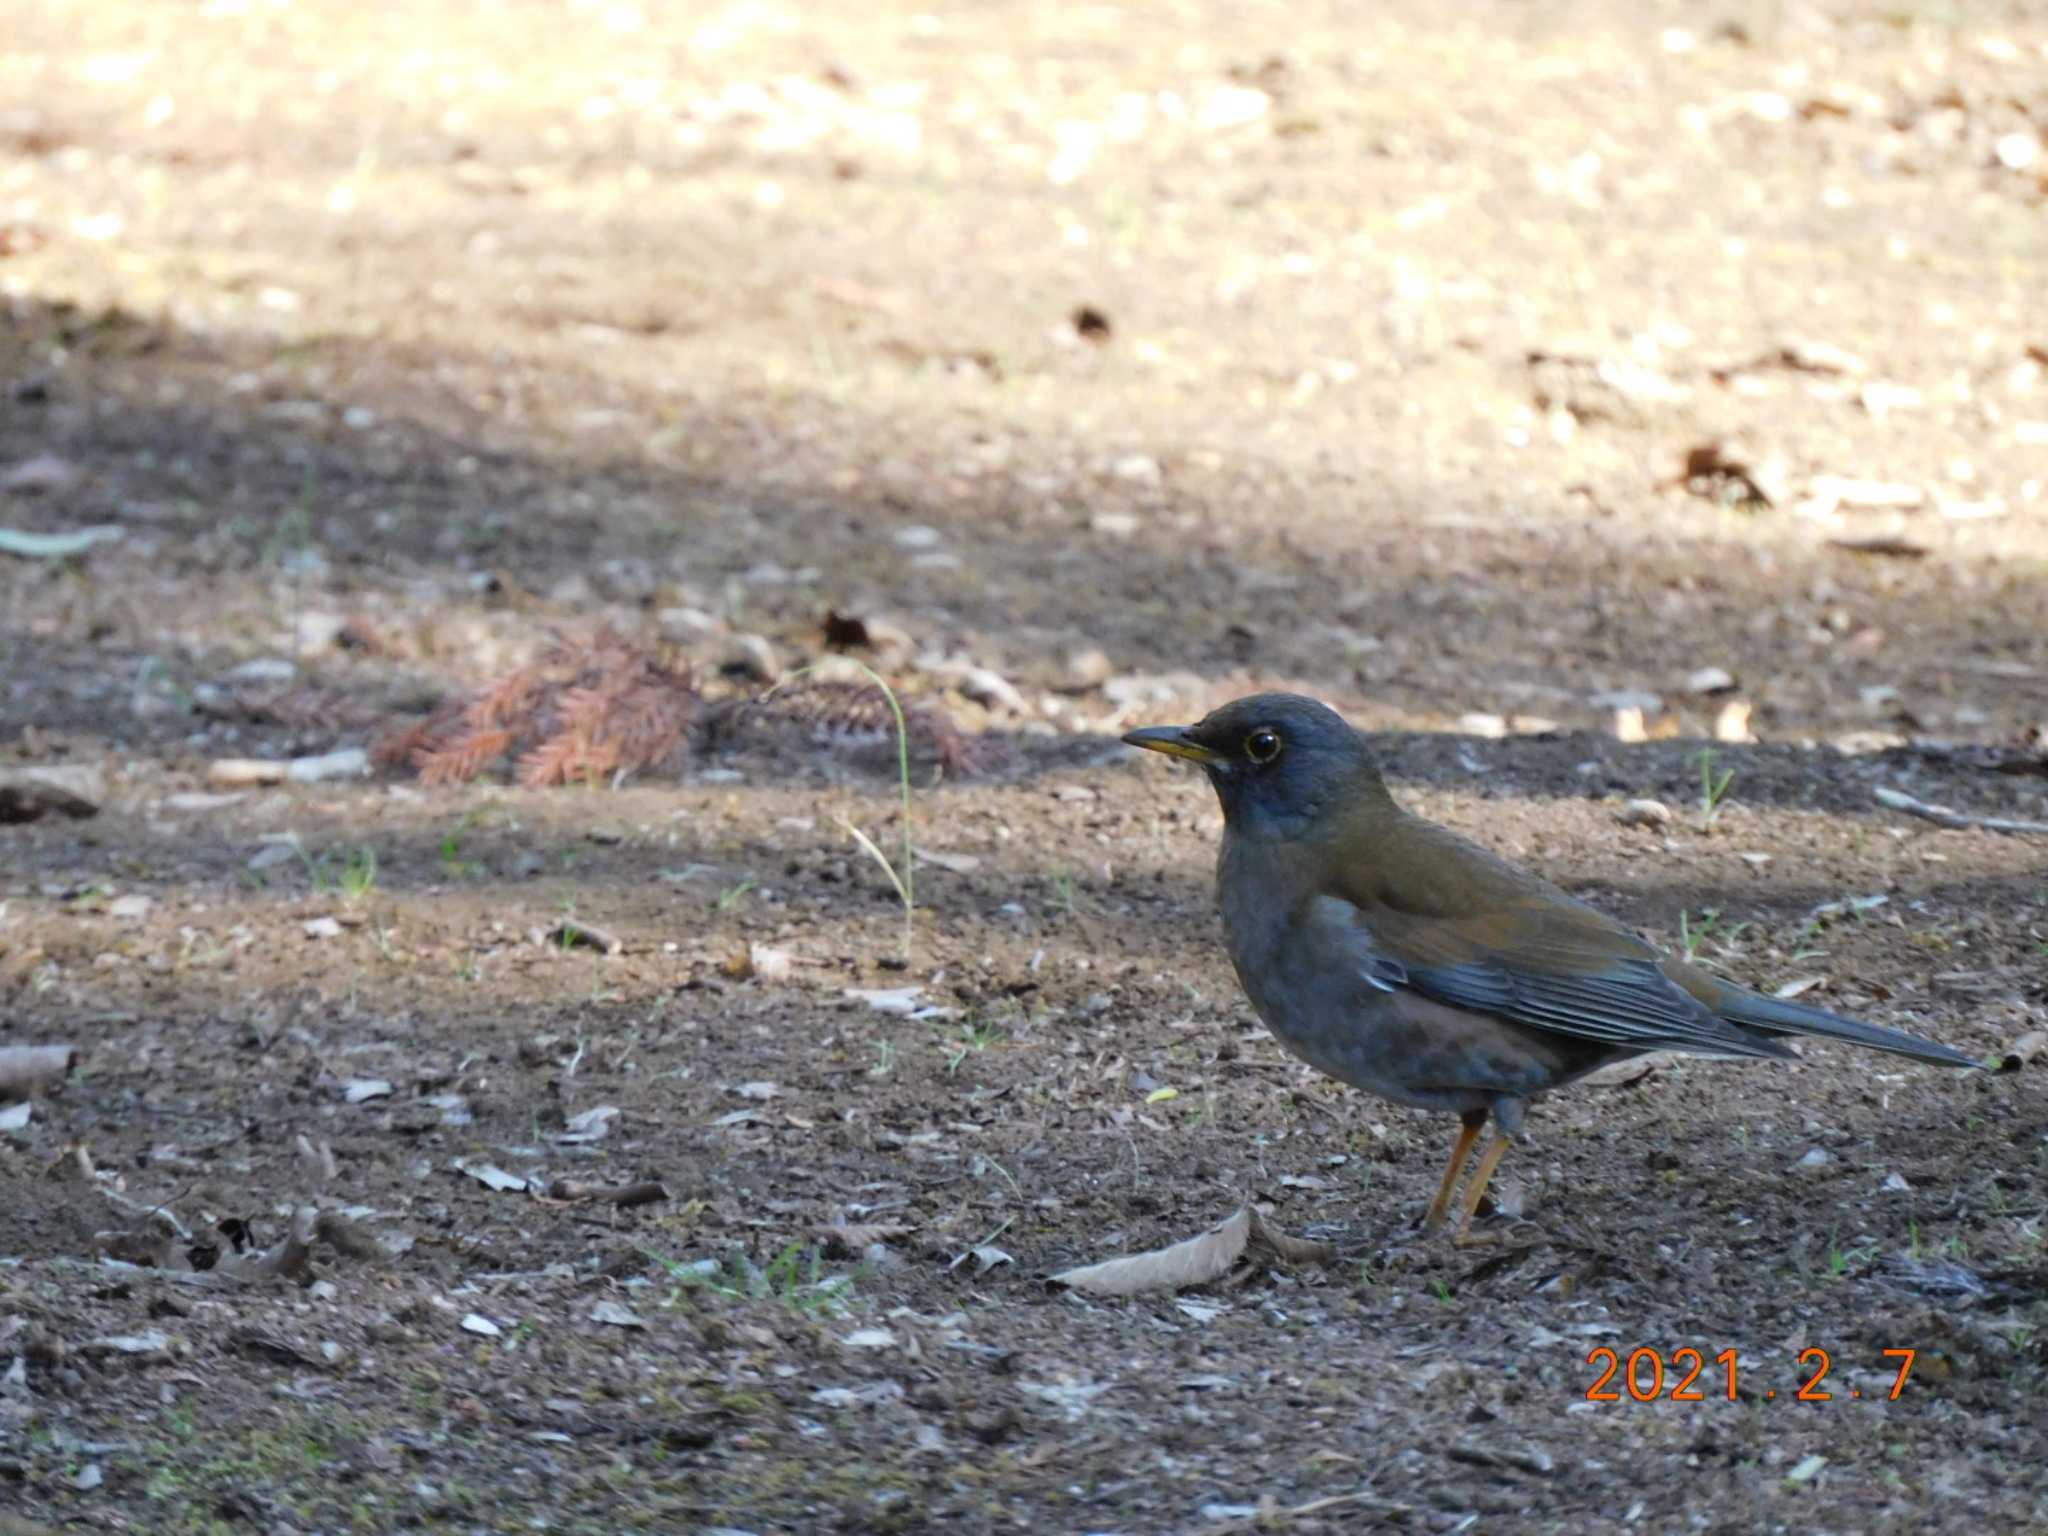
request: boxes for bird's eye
[1244,728,1282,764]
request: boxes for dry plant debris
[371,628,988,787]
[1052,1205,1333,1297]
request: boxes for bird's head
[1122,692,1388,839]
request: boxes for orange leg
[1422,1111,1487,1231]
[1453,1137,1513,1244]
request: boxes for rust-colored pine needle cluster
[373,629,699,788]
[373,632,990,787]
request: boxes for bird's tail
[1712,985,1981,1069]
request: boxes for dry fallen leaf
[1996,1030,2048,1073]
[1050,1204,1331,1297]
[557,1104,619,1142]
[452,1159,529,1193]
[0,1044,78,1097]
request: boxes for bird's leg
[1452,1136,1513,1246]
[1421,1109,1488,1231]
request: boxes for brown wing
[1327,811,1793,1060]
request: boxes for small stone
[0,766,102,823]
[1881,1172,1912,1193]
[657,606,722,641]
[225,657,298,685]
[719,633,780,684]
[1589,688,1662,714]
[294,612,348,655]
[961,667,1027,714]
[1089,511,1140,538]
[1456,712,1507,739]
[1793,1147,1832,1171]
[107,894,154,921]
[892,525,941,551]
[1994,130,2040,172]
[1685,666,1736,695]
[1063,648,1113,691]
[0,453,80,493]
[304,916,344,940]
[1110,453,1161,486]
[1103,670,1209,708]
[287,748,368,783]
[1617,798,1672,829]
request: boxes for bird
[1123,692,1980,1238]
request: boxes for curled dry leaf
[0,1044,78,1098]
[0,773,99,823]
[543,919,622,955]
[452,1159,529,1193]
[1050,1204,1331,1297]
[557,1104,619,1142]
[1996,1030,2048,1073]
[221,1205,319,1283]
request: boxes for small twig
[101,1186,193,1241]
[947,1215,1017,1271]
[545,1178,669,1208]
[1874,785,2048,836]
[1206,1489,1415,1532]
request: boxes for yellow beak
[1121,725,1224,766]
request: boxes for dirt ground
[3,1,2046,1531]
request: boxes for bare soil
[2,2,2045,1532]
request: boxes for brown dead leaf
[1050,1205,1330,1297]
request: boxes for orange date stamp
[1584,1346,1918,1403]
